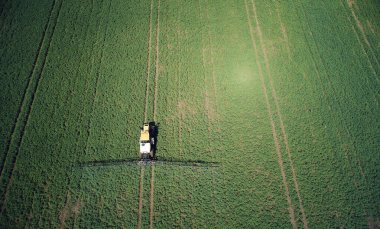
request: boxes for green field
[0,0,379,228]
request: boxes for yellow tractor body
[140,123,153,158]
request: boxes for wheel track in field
[139,0,156,227]
[338,0,380,97]
[149,0,160,228]
[0,0,53,175]
[148,164,155,229]
[295,0,374,219]
[312,0,375,218]
[275,4,292,62]
[137,166,145,229]
[343,0,380,73]
[339,0,380,103]
[36,0,91,221]
[318,1,378,194]
[153,0,161,122]
[144,0,154,123]
[251,0,309,228]
[244,1,297,228]
[298,0,367,184]
[0,0,63,214]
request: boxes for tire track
[141,0,158,228]
[148,0,160,228]
[275,4,292,61]
[0,0,57,178]
[140,0,155,228]
[250,1,308,228]
[319,0,378,186]
[149,165,155,229]
[338,0,380,87]
[298,0,367,183]
[137,166,145,229]
[0,0,63,214]
[344,0,380,72]
[144,0,154,123]
[243,1,297,228]
[153,0,161,122]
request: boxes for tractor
[139,122,156,160]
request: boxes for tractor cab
[140,123,154,159]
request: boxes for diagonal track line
[149,165,155,229]
[243,1,297,228]
[144,0,154,123]
[137,166,145,229]
[250,1,308,227]
[149,0,160,228]
[0,0,63,214]
[153,0,161,122]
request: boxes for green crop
[0,0,379,228]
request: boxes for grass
[0,0,379,228]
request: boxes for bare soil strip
[149,165,155,229]
[153,0,161,121]
[144,0,154,123]
[251,1,308,228]
[244,1,297,228]
[137,166,145,229]
[59,191,71,229]
[0,0,63,214]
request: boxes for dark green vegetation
[0,0,379,228]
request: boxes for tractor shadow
[149,121,159,159]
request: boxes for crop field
[0,0,379,228]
